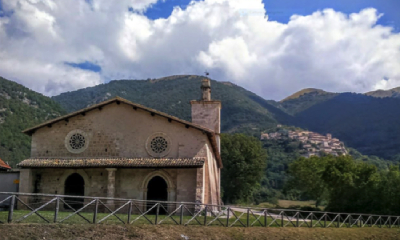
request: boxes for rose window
[150,136,168,153]
[69,133,86,150]
[146,133,171,157]
[65,130,89,153]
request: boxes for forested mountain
[3,74,400,166]
[293,93,400,159]
[53,77,400,160]
[52,75,293,133]
[277,88,338,115]
[0,77,66,167]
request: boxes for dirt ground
[1,224,400,240]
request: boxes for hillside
[0,77,66,167]
[53,78,400,159]
[292,93,400,159]
[52,75,293,133]
[256,129,391,203]
[278,88,338,115]
[365,87,400,98]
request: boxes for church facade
[18,79,222,207]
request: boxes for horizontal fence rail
[0,192,399,228]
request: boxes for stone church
[18,78,222,208]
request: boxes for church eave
[17,157,206,168]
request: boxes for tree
[322,155,379,213]
[220,133,267,204]
[286,156,331,207]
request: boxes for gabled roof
[0,158,11,170]
[22,97,222,168]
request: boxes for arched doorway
[147,176,168,214]
[64,173,85,210]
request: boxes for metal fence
[0,192,399,228]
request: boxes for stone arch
[64,173,85,209]
[141,170,176,202]
[58,169,90,196]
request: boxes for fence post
[204,205,208,226]
[324,214,327,228]
[247,209,250,227]
[281,212,284,227]
[296,211,299,227]
[310,213,313,228]
[264,210,267,227]
[7,195,16,223]
[349,215,352,228]
[54,197,60,223]
[337,214,340,228]
[226,208,230,227]
[155,203,160,225]
[93,198,99,224]
[180,204,184,225]
[127,201,132,224]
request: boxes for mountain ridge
[2,74,400,164]
[52,75,294,134]
[365,87,400,98]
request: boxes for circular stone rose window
[65,130,89,153]
[146,133,171,157]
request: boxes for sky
[0,0,399,100]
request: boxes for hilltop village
[261,127,348,157]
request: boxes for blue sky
[0,0,399,99]
[145,0,400,31]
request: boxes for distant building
[0,158,11,171]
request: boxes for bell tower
[190,78,221,152]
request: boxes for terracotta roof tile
[17,158,205,168]
[0,158,11,170]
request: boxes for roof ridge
[22,97,214,134]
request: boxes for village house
[17,79,222,209]
[0,158,11,172]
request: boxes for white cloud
[0,0,399,100]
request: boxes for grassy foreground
[1,224,400,240]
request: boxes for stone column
[106,168,117,206]
[18,169,34,209]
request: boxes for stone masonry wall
[31,102,211,159]
[24,168,197,203]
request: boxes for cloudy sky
[0,0,399,100]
